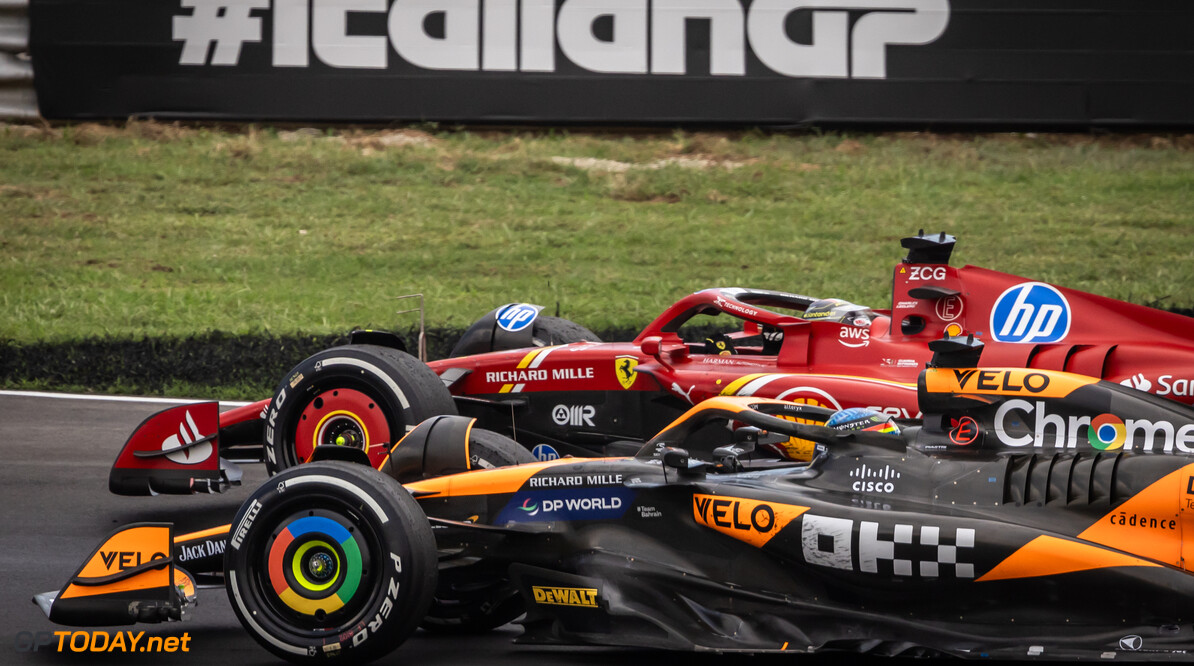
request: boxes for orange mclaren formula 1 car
[36,337,1194,662]
[108,232,1194,499]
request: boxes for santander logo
[161,410,213,465]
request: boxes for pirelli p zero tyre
[225,461,437,665]
[423,429,534,634]
[264,344,457,475]
[530,316,601,347]
[466,427,537,470]
[449,311,601,358]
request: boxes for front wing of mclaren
[38,395,1194,661]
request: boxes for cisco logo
[989,283,1071,344]
[497,304,540,332]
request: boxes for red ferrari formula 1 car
[37,338,1194,662]
[109,231,1194,496]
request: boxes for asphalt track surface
[0,392,931,666]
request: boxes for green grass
[2,123,1193,343]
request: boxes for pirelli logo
[531,586,599,608]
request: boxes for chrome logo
[267,515,363,616]
[1088,414,1126,450]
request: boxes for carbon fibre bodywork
[405,397,1194,659]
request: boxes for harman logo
[532,586,599,608]
[989,282,1071,344]
[496,303,539,332]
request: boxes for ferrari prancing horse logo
[615,356,638,390]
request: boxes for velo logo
[989,283,1071,344]
[496,303,540,332]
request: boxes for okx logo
[989,282,1071,344]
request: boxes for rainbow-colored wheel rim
[267,515,364,616]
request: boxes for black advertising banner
[28,0,1194,126]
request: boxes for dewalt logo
[532,586,599,608]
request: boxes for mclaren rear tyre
[466,427,537,470]
[225,461,437,665]
[264,344,457,475]
[423,428,535,634]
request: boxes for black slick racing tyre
[467,427,537,470]
[423,429,534,634]
[225,461,437,665]
[448,312,601,358]
[530,316,602,347]
[264,344,457,475]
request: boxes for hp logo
[497,303,540,332]
[989,283,1071,344]
[531,444,560,461]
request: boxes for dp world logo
[989,283,1071,344]
[497,303,540,332]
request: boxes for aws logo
[692,494,808,548]
[838,327,870,348]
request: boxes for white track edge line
[0,389,252,408]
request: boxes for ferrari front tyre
[225,461,437,665]
[264,344,457,475]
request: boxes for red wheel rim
[294,388,392,467]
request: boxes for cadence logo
[173,0,951,79]
[989,282,1071,344]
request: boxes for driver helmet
[803,298,876,327]
[825,407,900,436]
